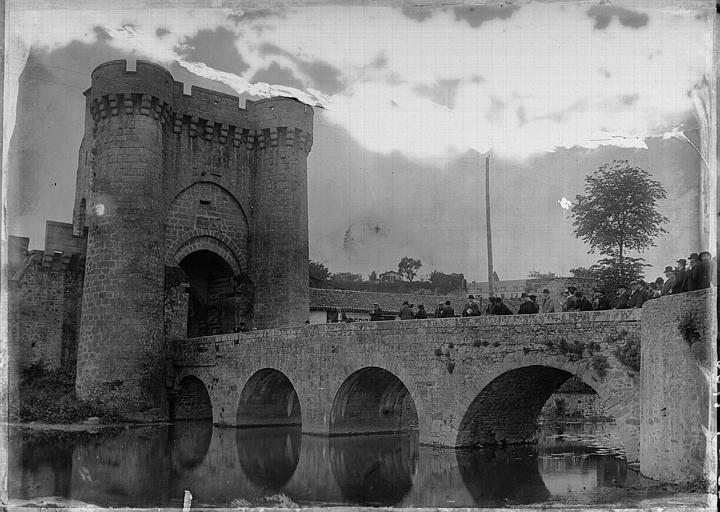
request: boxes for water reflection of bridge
[9,423,634,507]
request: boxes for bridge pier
[640,289,716,486]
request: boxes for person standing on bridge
[540,289,555,313]
[414,304,428,319]
[562,287,579,311]
[370,303,383,321]
[691,251,712,290]
[673,258,688,293]
[575,290,593,311]
[518,293,537,314]
[441,300,455,317]
[628,280,649,308]
[399,301,414,320]
[591,288,611,310]
[661,266,676,296]
[614,284,631,309]
[494,297,513,315]
[462,295,481,317]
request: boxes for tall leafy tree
[309,260,331,282]
[398,257,422,282]
[429,271,466,294]
[570,160,668,290]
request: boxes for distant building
[468,276,600,299]
[379,271,403,283]
[308,288,467,324]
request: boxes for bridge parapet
[174,309,642,366]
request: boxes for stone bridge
[172,309,644,461]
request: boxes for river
[9,421,638,508]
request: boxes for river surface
[9,421,638,508]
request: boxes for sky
[4,0,714,281]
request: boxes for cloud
[452,4,520,27]
[93,25,112,42]
[413,79,461,109]
[250,62,305,90]
[400,6,433,22]
[176,27,248,74]
[6,4,709,165]
[587,5,649,30]
[258,42,346,94]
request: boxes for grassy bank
[15,362,123,424]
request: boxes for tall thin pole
[485,153,494,296]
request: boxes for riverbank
[12,363,124,424]
[6,493,715,511]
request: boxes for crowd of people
[374,251,714,320]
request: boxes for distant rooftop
[309,288,467,315]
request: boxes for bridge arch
[330,366,419,435]
[236,368,302,427]
[454,356,639,461]
[169,233,243,276]
[172,374,212,421]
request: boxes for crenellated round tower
[247,98,313,329]
[74,60,314,415]
[76,61,175,413]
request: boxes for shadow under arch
[457,365,582,448]
[329,431,418,506]
[173,375,212,421]
[236,368,302,427]
[168,421,213,471]
[456,445,551,505]
[235,368,303,490]
[236,426,302,490]
[330,366,419,435]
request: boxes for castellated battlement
[86,60,313,153]
[67,59,315,415]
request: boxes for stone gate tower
[73,60,313,414]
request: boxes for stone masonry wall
[8,251,85,370]
[174,310,642,461]
[165,182,249,272]
[539,392,610,420]
[640,288,717,485]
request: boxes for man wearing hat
[370,303,383,321]
[441,300,455,318]
[661,266,676,296]
[628,280,649,308]
[690,251,712,291]
[399,300,414,320]
[592,288,611,310]
[673,258,688,294]
[518,293,537,314]
[614,284,631,309]
[462,294,481,317]
[685,253,702,291]
[540,289,555,313]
